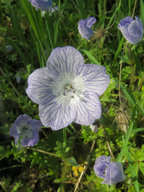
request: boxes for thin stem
[0,67,20,97]
[41,129,48,139]
[132,0,137,18]
[74,140,95,192]
[27,147,62,159]
[106,141,115,160]
[119,60,122,105]
[71,0,81,15]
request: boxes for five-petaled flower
[94,156,125,185]
[10,114,42,148]
[78,17,96,40]
[118,16,143,44]
[26,46,110,131]
[29,0,53,11]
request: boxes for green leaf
[140,0,144,23]
[66,157,78,166]
[82,50,101,65]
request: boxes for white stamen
[52,73,85,105]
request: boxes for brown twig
[74,140,95,192]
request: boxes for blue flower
[26,46,110,130]
[94,156,125,185]
[90,124,98,132]
[78,17,96,40]
[29,0,53,11]
[118,16,143,44]
[10,114,42,148]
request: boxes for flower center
[17,123,33,141]
[63,84,75,97]
[52,73,85,105]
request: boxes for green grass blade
[82,50,101,65]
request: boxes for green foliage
[0,0,144,191]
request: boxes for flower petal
[39,101,76,130]
[26,67,56,105]
[77,64,110,96]
[102,162,125,185]
[94,156,111,178]
[78,19,86,25]
[21,129,39,147]
[29,120,42,131]
[46,46,84,75]
[10,114,32,138]
[128,17,143,39]
[10,114,41,148]
[74,93,101,125]
[118,16,133,27]
[30,0,52,11]
[78,24,94,40]
[118,16,143,44]
[85,16,96,28]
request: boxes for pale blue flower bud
[29,0,53,11]
[94,156,125,185]
[118,16,143,44]
[78,17,96,40]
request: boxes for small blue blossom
[10,114,42,148]
[5,45,13,53]
[78,17,96,40]
[118,16,143,44]
[26,46,110,131]
[94,156,125,185]
[90,124,98,132]
[29,0,53,11]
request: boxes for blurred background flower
[10,114,42,148]
[118,16,143,44]
[28,0,53,11]
[78,17,96,40]
[94,156,125,185]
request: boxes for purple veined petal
[26,67,56,105]
[78,17,96,40]
[10,115,32,140]
[94,156,125,185]
[10,114,41,148]
[21,129,39,147]
[77,64,110,96]
[95,156,111,164]
[94,162,108,179]
[29,119,42,131]
[128,17,143,38]
[11,114,32,129]
[74,93,101,125]
[93,156,111,178]
[118,16,143,44]
[85,16,96,28]
[29,0,53,11]
[78,19,87,25]
[78,24,94,40]
[46,46,84,75]
[102,162,125,185]
[10,125,19,145]
[39,100,76,130]
[118,26,136,44]
[118,16,133,27]
[135,16,144,34]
